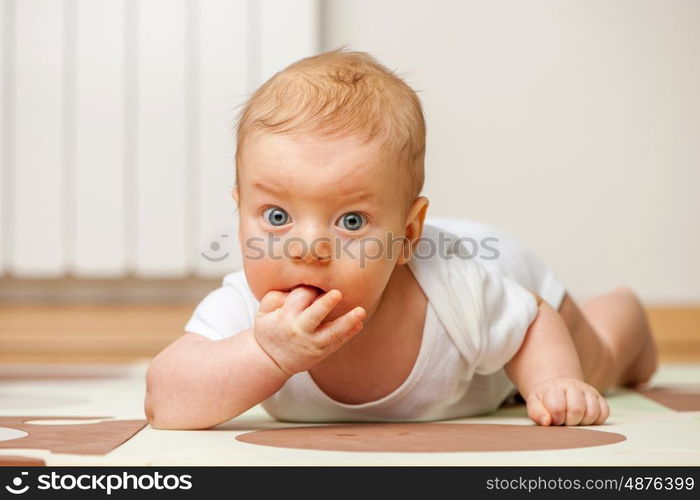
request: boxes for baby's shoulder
[409,223,486,288]
[222,268,248,288]
[185,269,259,340]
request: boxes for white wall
[323,0,700,304]
[2,0,697,305]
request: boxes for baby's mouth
[287,284,327,295]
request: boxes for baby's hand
[253,286,366,376]
[525,377,610,426]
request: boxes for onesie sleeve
[184,270,258,341]
[473,264,540,376]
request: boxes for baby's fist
[526,377,610,426]
[253,286,365,376]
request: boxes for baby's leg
[557,287,658,394]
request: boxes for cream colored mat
[0,362,698,465]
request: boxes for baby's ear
[405,196,429,239]
[397,196,430,265]
[231,185,240,205]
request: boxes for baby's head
[232,49,429,324]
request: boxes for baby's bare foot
[620,303,658,388]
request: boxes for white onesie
[184,217,567,422]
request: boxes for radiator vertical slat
[0,0,6,275]
[134,0,188,276]
[12,0,65,276]
[73,0,127,276]
[194,0,248,276]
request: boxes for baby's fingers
[526,392,552,426]
[580,390,601,425]
[594,394,610,425]
[296,290,343,332]
[564,388,586,426]
[257,290,288,315]
[544,387,568,425]
[314,307,366,349]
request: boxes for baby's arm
[145,286,364,429]
[504,292,610,426]
[144,329,289,430]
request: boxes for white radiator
[0,0,319,278]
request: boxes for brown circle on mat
[635,385,700,412]
[236,423,626,452]
[0,455,46,466]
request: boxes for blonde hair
[234,48,426,205]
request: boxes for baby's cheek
[243,259,280,299]
[341,237,395,271]
[360,238,383,260]
[337,268,387,313]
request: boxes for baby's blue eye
[263,207,290,226]
[337,212,365,231]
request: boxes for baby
[145,49,658,429]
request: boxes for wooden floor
[0,304,191,363]
[645,306,700,362]
[0,303,698,363]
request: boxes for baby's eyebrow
[254,181,376,203]
[340,190,376,203]
[252,181,286,195]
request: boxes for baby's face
[235,132,414,325]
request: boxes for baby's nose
[287,236,332,263]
